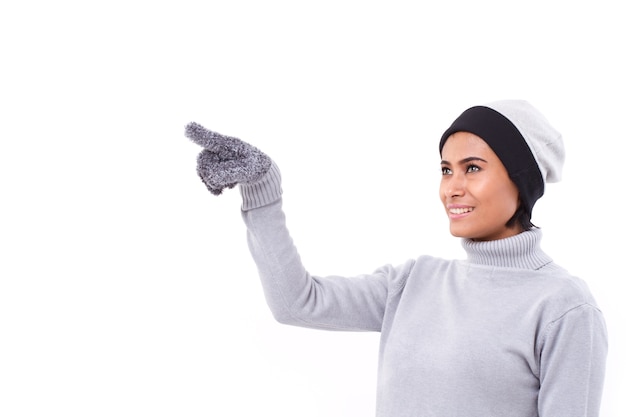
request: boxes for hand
[185,122,272,195]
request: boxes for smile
[449,207,474,214]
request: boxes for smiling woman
[185,100,608,417]
[440,132,522,241]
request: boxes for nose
[443,173,465,199]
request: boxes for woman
[185,100,608,416]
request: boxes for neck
[461,228,552,270]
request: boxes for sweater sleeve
[239,163,395,331]
[537,303,608,417]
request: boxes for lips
[449,207,474,215]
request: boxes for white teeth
[449,207,473,214]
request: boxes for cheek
[474,179,518,211]
[496,183,520,213]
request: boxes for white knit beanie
[440,100,565,216]
[485,100,565,184]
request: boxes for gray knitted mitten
[185,122,272,195]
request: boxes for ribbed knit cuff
[240,162,283,211]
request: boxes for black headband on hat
[439,105,544,215]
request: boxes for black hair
[506,204,536,231]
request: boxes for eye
[466,164,480,173]
[441,166,452,175]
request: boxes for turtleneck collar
[461,228,553,270]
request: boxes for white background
[1,1,624,416]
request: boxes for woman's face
[439,132,522,241]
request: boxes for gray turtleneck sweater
[240,165,607,417]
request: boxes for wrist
[240,162,282,210]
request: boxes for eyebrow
[440,156,488,165]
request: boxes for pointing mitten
[185,122,272,195]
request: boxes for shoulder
[535,265,600,310]
[414,254,457,271]
[374,256,454,295]
[525,265,605,341]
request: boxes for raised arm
[185,122,398,331]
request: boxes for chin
[449,229,495,241]
[449,227,473,239]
